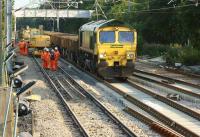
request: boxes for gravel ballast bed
[17,55,78,137]
[60,63,161,137]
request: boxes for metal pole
[95,0,98,21]
[0,0,3,86]
[4,0,7,37]
[56,12,59,32]
[6,0,12,73]
[7,0,12,45]
[128,0,130,12]
[14,16,17,43]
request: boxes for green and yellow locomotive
[79,19,137,79]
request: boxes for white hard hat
[55,47,58,50]
[46,48,49,52]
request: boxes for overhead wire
[101,3,197,15]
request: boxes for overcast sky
[14,0,30,9]
[14,0,42,9]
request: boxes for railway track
[165,67,200,79]
[33,57,138,137]
[135,61,200,85]
[59,58,184,137]
[134,69,200,89]
[109,81,200,137]
[128,75,200,118]
[132,69,200,100]
[33,57,89,137]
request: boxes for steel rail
[58,65,139,137]
[127,80,200,121]
[124,107,184,137]
[165,67,200,79]
[132,73,200,99]
[106,82,199,137]
[54,77,74,99]
[32,57,89,137]
[59,58,184,137]
[62,77,86,98]
[134,69,200,89]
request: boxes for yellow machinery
[21,26,50,55]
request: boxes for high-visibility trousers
[55,60,59,69]
[24,47,28,55]
[42,60,49,69]
[19,48,24,55]
[50,60,56,71]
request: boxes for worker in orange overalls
[54,47,60,70]
[50,49,56,71]
[18,39,26,55]
[41,48,50,69]
[45,48,51,69]
[41,48,46,68]
[24,41,30,56]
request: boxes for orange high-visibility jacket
[18,42,25,49]
[44,52,50,62]
[55,50,60,61]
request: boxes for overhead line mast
[0,0,3,85]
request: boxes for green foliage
[181,47,200,65]
[101,0,200,49]
[165,45,200,66]
[138,43,169,57]
[165,44,182,65]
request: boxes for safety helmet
[46,48,49,52]
[55,47,58,50]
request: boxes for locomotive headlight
[99,53,106,59]
[127,52,134,59]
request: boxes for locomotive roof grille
[79,19,127,32]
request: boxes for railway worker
[18,39,26,55]
[24,41,30,56]
[45,48,51,69]
[54,47,60,70]
[41,48,46,68]
[41,48,50,69]
[50,49,56,71]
